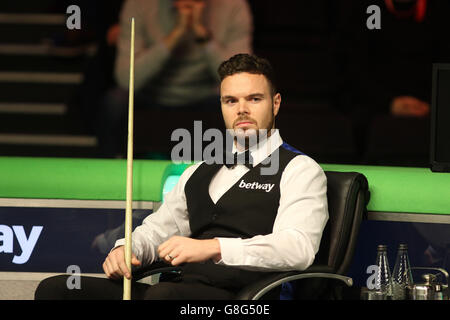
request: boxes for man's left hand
[157,236,221,266]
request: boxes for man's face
[220,72,281,144]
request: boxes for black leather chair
[133,171,370,300]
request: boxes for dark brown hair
[218,53,278,96]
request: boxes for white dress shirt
[115,130,329,272]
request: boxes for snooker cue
[123,17,135,300]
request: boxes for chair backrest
[315,171,370,275]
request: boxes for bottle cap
[398,243,408,250]
[377,244,387,251]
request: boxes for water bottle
[374,244,393,299]
[392,243,413,300]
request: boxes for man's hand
[172,1,209,40]
[390,96,430,117]
[190,1,209,39]
[158,236,221,266]
[174,0,194,33]
[163,1,196,51]
[102,246,141,280]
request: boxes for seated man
[35,54,329,300]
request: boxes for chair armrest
[132,261,181,281]
[234,265,353,300]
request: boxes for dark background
[1,0,449,166]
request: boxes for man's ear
[273,93,281,116]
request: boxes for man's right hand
[102,246,141,280]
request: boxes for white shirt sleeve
[113,162,201,265]
[216,155,329,272]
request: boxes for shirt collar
[232,129,283,167]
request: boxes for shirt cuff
[214,237,244,266]
[111,238,125,253]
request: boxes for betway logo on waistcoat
[238,179,275,193]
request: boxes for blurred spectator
[97,0,253,158]
[334,0,450,155]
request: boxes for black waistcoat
[180,144,302,291]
